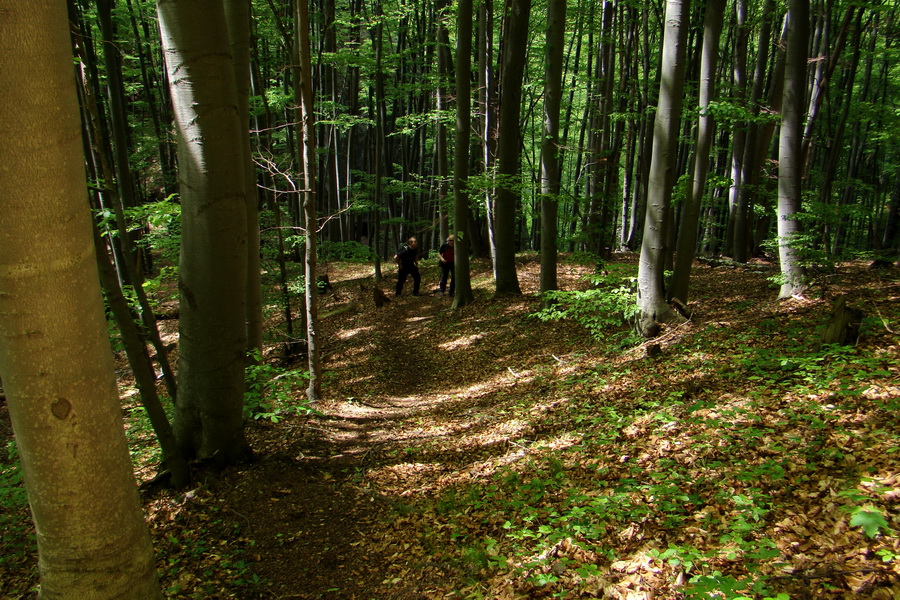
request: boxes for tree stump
[821,295,863,346]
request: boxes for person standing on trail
[394,236,421,296]
[438,234,455,297]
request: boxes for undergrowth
[420,271,900,600]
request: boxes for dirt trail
[221,291,475,599]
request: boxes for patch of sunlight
[335,325,374,340]
[405,315,433,324]
[529,432,580,452]
[437,333,485,351]
[339,375,375,387]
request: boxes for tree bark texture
[540,0,567,297]
[0,2,161,596]
[777,0,810,299]
[157,0,251,463]
[670,0,725,304]
[637,0,691,335]
[493,0,532,295]
[453,0,476,308]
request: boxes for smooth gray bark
[540,0,567,298]
[158,0,251,463]
[636,0,691,336]
[670,0,726,303]
[493,0,531,295]
[777,0,810,298]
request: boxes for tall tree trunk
[540,0,566,299]
[224,0,264,360]
[158,0,251,464]
[478,0,498,268]
[493,0,532,295]
[453,0,476,308]
[0,2,161,594]
[777,0,809,299]
[92,225,190,488]
[436,0,453,243]
[97,0,144,282]
[671,0,725,303]
[637,0,691,336]
[725,0,749,257]
[296,0,322,401]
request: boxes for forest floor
[2,253,900,600]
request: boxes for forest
[0,0,899,598]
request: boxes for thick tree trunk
[224,0,264,360]
[158,0,251,464]
[0,2,161,595]
[637,0,691,336]
[493,0,531,295]
[777,0,810,299]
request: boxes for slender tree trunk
[453,0,476,308]
[540,0,566,299]
[0,2,161,595]
[671,0,725,303]
[479,0,499,271]
[73,32,179,401]
[296,0,322,401]
[777,0,809,298]
[372,2,387,279]
[92,226,190,488]
[725,0,749,257]
[436,0,453,243]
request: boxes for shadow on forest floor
[2,254,900,600]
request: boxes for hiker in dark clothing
[438,234,455,297]
[394,236,420,296]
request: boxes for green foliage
[244,350,317,422]
[124,196,182,266]
[533,265,639,341]
[318,240,375,262]
[848,507,891,539]
[0,440,32,566]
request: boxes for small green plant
[124,196,182,266]
[0,440,33,566]
[533,267,639,340]
[244,350,316,421]
[848,506,891,539]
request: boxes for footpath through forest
[205,260,596,599]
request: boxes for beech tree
[636,0,691,336]
[158,0,251,464]
[493,0,532,295]
[452,0,476,308]
[0,1,161,596]
[540,0,567,299]
[776,0,810,299]
[670,0,726,304]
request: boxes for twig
[875,305,895,333]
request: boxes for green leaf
[850,507,890,538]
